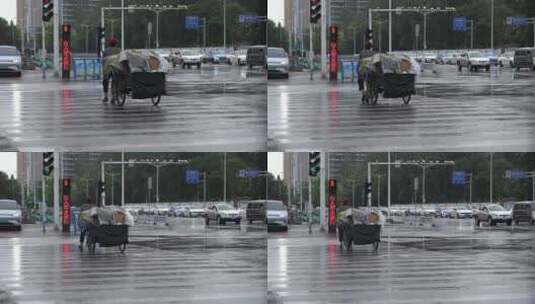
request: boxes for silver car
[0,199,22,230]
[267,47,289,79]
[0,46,22,77]
[266,200,288,231]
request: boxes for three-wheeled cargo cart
[337,221,381,251]
[111,71,166,106]
[362,71,416,105]
[87,224,129,253]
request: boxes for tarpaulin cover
[104,49,165,75]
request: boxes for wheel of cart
[337,221,380,251]
[86,224,129,254]
[362,69,380,105]
[112,71,166,106]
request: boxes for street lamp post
[223,0,226,49]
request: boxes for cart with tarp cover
[104,49,167,106]
[359,53,418,105]
[337,208,384,251]
[82,206,134,254]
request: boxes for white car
[205,202,241,225]
[474,204,512,226]
[235,49,247,66]
[0,46,22,77]
[451,207,473,218]
[458,51,491,72]
[267,47,289,79]
[188,203,206,217]
[0,199,22,230]
[498,51,515,68]
[181,50,203,69]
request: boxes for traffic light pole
[320,0,327,78]
[41,20,46,79]
[53,0,59,77]
[309,23,314,80]
[53,152,60,231]
[308,175,312,234]
[41,177,46,233]
[319,152,326,232]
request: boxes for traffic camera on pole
[310,0,321,24]
[42,0,54,22]
[309,152,320,177]
[42,152,54,176]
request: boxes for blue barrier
[340,60,358,83]
[72,58,102,80]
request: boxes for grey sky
[0,0,17,24]
[268,0,284,25]
[268,152,283,180]
[0,153,17,177]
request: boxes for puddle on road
[130,235,265,251]
[392,236,535,251]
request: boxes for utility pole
[121,0,125,51]
[223,153,227,202]
[53,152,59,231]
[319,152,326,232]
[53,0,59,77]
[320,0,327,78]
[490,153,493,203]
[223,0,226,49]
[388,0,392,52]
[490,0,494,51]
[121,151,125,207]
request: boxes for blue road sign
[239,15,258,23]
[508,16,529,28]
[185,169,200,184]
[239,169,260,178]
[452,171,466,185]
[505,169,525,180]
[185,16,199,30]
[453,17,467,32]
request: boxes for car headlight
[13,210,21,217]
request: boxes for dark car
[246,200,266,224]
[513,48,535,71]
[512,202,534,225]
[246,46,266,70]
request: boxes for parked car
[211,49,232,65]
[246,45,267,70]
[457,51,491,72]
[169,50,183,68]
[514,48,535,71]
[235,48,248,66]
[512,202,534,225]
[441,208,453,218]
[267,47,289,79]
[0,199,22,230]
[188,202,206,217]
[246,200,266,224]
[266,200,288,231]
[181,50,203,69]
[170,206,190,217]
[474,204,512,226]
[205,202,241,225]
[451,207,473,219]
[498,51,515,68]
[0,46,22,77]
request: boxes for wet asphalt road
[0,65,267,151]
[0,218,266,304]
[268,65,535,151]
[268,218,535,304]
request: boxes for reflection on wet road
[268,65,535,151]
[0,65,267,151]
[268,218,535,304]
[0,219,266,304]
